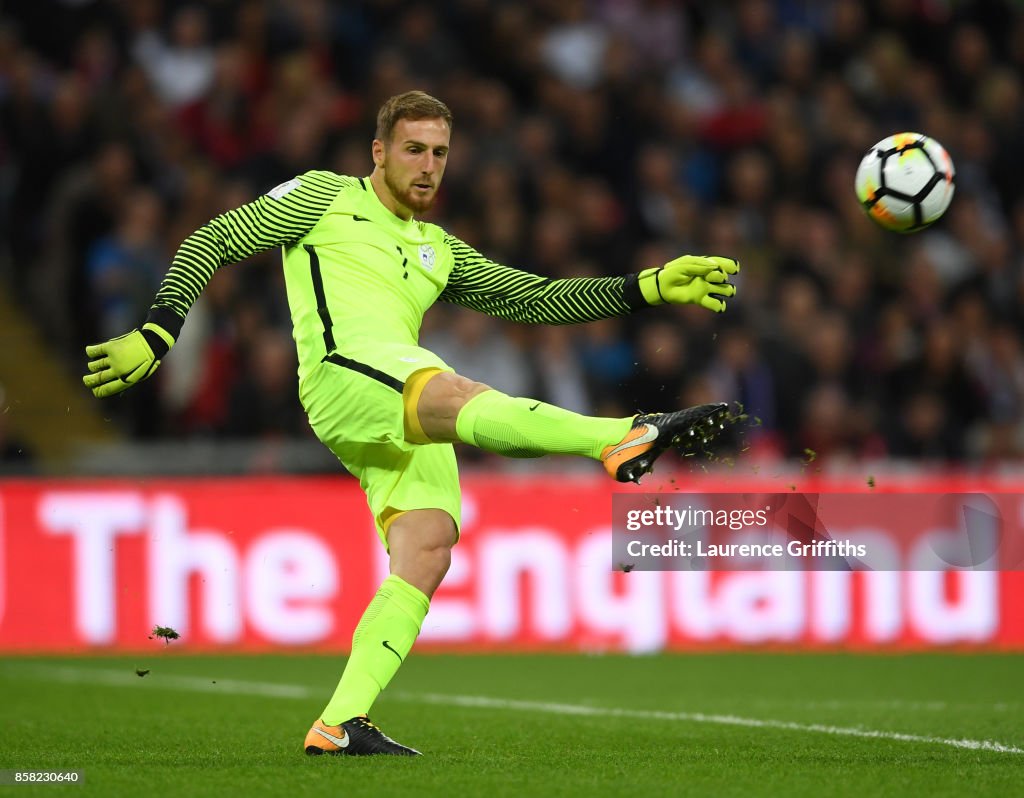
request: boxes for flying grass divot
[149,626,181,645]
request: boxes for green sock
[321,575,429,725]
[455,389,633,460]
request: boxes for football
[854,133,956,233]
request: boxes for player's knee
[437,372,490,412]
[417,371,491,429]
[422,542,452,582]
[387,509,457,595]
[450,373,490,398]
[413,515,456,583]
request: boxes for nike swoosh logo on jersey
[313,726,350,748]
[528,402,541,411]
[382,640,403,662]
[352,214,370,222]
[605,424,658,459]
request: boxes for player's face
[375,118,450,215]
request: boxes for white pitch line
[747,698,1021,713]
[390,693,1024,755]
[4,664,316,699]
[4,664,1022,755]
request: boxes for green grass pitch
[1,653,1021,797]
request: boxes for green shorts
[300,341,461,548]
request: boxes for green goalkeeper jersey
[146,170,645,383]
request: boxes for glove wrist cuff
[140,327,171,359]
[622,273,650,311]
[144,306,184,342]
[637,267,665,306]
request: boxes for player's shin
[454,389,632,459]
[320,575,429,725]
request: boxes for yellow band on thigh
[380,508,407,546]
[403,367,445,444]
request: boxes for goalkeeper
[83,91,738,756]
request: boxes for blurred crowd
[2,0,1024,467]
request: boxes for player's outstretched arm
[440,235,738,324]
[82,170,350,398]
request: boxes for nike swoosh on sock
[382,640,404,662]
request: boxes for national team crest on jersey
[419,244,436,272]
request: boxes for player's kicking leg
[411,370,730,484]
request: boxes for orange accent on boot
[304,719,349,754]
[600,422,655,478]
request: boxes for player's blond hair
[375,91,453,142]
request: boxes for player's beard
[384,169,436,214]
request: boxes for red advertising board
[0,475,1021,652]
[0,478,377,652]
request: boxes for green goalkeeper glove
[637,255,740,312]
[82,322,175,398]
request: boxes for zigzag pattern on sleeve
[439,234,632,324]
[152,170,355,322]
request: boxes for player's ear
[372,139,385,167]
